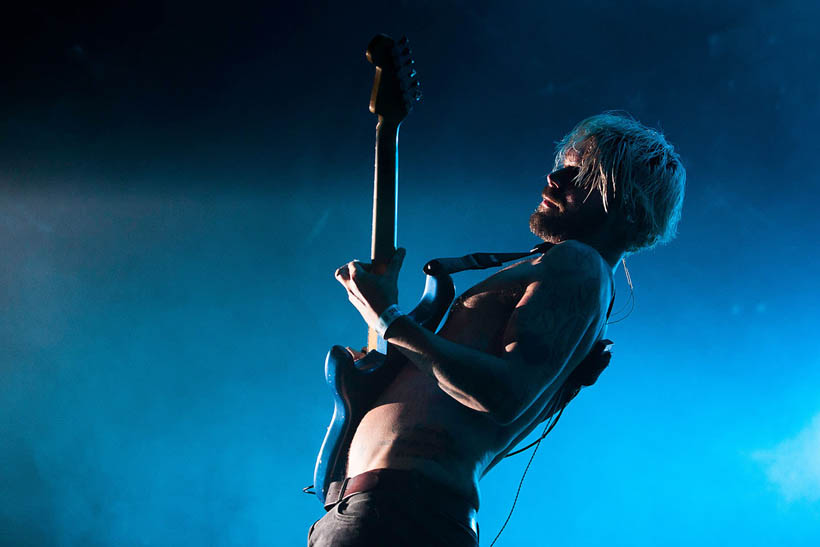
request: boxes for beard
[529,207,607,244]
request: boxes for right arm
[385,241,611,424]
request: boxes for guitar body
[314,272,455,505]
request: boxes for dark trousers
[307,472,479,547]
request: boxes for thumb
[388,247,406,276]
[351,261,369,277]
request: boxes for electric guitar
[311,34,456,506]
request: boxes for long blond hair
[555,112,686,253]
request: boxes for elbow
[486,378,553,425]
[491,403,525,426]
[486,406,522,426]
[442,384,522,425]
[488,409,517,426]
[485,387,528,426]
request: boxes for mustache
[540,190,563,210]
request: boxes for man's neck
[558,235,623,272]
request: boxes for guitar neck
[367,117,400,351]
[372,118,399,264]
[363,33,420,351]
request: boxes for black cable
[504,397,567,458]
[607,258,635,325]
[493,256,631,542]
[606,287,634,324]
[489,387,568,546]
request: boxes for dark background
[2,1,819,545]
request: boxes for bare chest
[436,260,536,355]
[348,260,541,484]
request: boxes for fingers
[335,251,400,285]
[334,264,349,281]
[595,338,614,352]
[335,260,367,283]
[335,249,403,282]
[390,247,406,266]
[351,261,367,278]
[387,247,406,279]
[334,262,368,310]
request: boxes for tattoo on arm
[500,243,607,416]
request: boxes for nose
[546,166,579,189]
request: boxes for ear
[606,206,636,251]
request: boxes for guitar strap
[424,241,616,320]
[423,241,616,426]
[422,242,555,276]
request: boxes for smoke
[752,412,820,503]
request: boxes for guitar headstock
[366,34,422,124]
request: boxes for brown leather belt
[324,468,479,537]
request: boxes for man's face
[529,149,608,244]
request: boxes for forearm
[384,316,523,423]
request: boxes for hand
[567,338,613,388]
[334,247,406,331]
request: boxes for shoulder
[497,241,612,422]
[507,241,612,355]
[509,241,612,360]
[532,240,611,300]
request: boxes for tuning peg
[391,44,413,67]
[393,51,412,67]
[410,81,422,100]
[398,72,418,92]
[401,79,422,106]
[398,65,417,80]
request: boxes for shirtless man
[308,112,686,546]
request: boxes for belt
[324,468,478,536]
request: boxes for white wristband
[376,304,404,338]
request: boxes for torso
[347,244,611,509]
